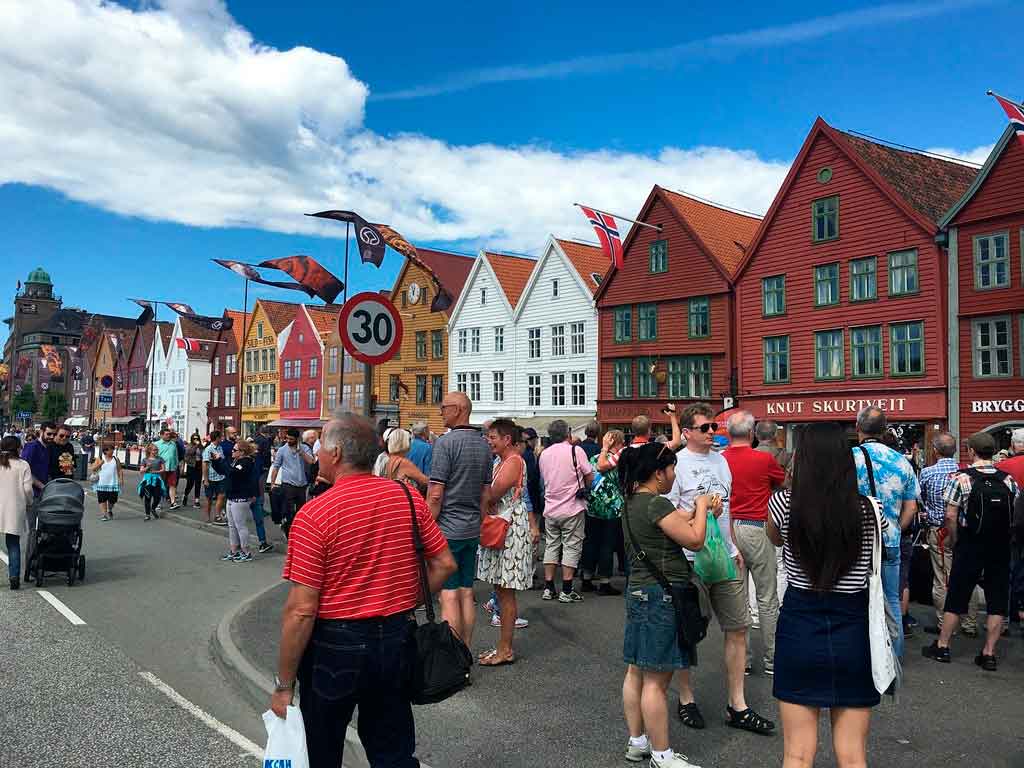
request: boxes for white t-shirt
[664,447,737,561]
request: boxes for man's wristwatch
[273,675,295,693]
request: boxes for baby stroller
[25,478,86,587]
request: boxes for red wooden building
[280,304,340,422]
[207,309,245,432]
[939,125,1024,452]
[595,185,762,433]
[734,117,976,452]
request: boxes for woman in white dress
[0,436,34,590]
[477,419,540,666]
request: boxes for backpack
[959,467,1013,535]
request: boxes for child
[137,444,166,521]
[90,443,124,521]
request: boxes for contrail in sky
[372,0,995,101]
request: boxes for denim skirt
[773,587,880,708]
[623,583,690,672]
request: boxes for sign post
[97,374,113,413]
[338,292,403,366]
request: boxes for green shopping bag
[693,514,737,584]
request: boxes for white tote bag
[262,706,310,768]
[867,498,897,695]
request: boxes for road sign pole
[338,221,350,414]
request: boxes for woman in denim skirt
[618,443,714,768]
[767,423,889,767]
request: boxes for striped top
[768,490,887,594]
[282,473,448,620]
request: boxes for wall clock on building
[407,282,422,305]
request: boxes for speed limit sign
[338,292,404,365]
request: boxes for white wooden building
[148,317,218,437]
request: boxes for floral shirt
[853,441,920,548]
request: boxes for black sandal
[677,701,705,729]
[726,706,775,735]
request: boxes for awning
[505,415,596,438]
[104,415,142,426]
[264,418,326,429]
[64,416,89,426]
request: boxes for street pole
[238,279,249,435]
[338,221,350,414]
[147,303,157,440]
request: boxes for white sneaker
[489,614,529,629]
[625,740,652,762]
[650,752,701,768]
[542,588,555,601]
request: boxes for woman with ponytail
[618,442,715,768]
[0,436,34,589]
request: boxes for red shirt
[283,473,447,620]
[997,455,1024,489]
[723,445,785,521]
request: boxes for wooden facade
[207,310,245,432]
[240,300,297,434]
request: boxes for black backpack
[959,467,1013,535]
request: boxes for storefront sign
[971,399,1024,414]
[742,390,945,421]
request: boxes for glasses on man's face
[687,422,718,434]
[439,403,457,412]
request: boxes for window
[256,321,264,339]
[416,331,427,360]
[297,333,303,344]
[227,354,236,374]
[494,326,504,353]
[270,349,276,371]
[456,373,467,393]
[327,385,337,411]
[570,322,585,355]
[814,263,840,306]
[815,330,844,380]
[614,307,632,342]
[227,386,237,407]
[213,357,220,376]
[890,322,924,376]
[458,329,467,354]
[431,375,444,404]
[493,371,505,402]
[688,297,710,338]
[471,328,480,354]
[212,388,219,408]
[850,257,877,301]
[294,359,301,379]
[480,288,486,305]
[528,375,541,406]
[528,328,541,359]
[973,317,1012,378]
[551,325,565,356]
[309,357,318,379]
[469,372,481,401]
[328,347,338,374]
[342,384,351,406]
[389,375,400,402]
[888,249,919,296]
[666,356,711,399]
[764,336,790,383]
[567,372,585,406]
[552,280,559,298]
[638,303,657,341]
[431,330,444,359]
[354,383,365,408]
[850,326,883,378]
[282,390,290,409]
[637,357,657,398]
[416,375,426,404]
[812,196,838,242]
[307,389,317,410]
[649,240,668,273]
[973,233,1009,289]
[551,373,566,406]
[260,349,268,372]
[613,360,632,399]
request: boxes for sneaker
[151,509,160,519]
[484,598,497,614]
[211,518,228,527]
[258,542,274,554]
[751,619,761,630]
[597,583,622,596]
[905,613,919,629]
[763,659,774,677]
[625,740,651,763]
[169,502,181,510]
[542,588,555,601]
[235,551,254,562]
[558,590,584,603]
[580,579,596,593]
[974,653,997,672]
[650,751,701,768]
[193,501,201,509]
[144,514,151,521]
[490,614,529,629]
[221,552,236,561]
[922,641,951,663]
[744,663,753,676]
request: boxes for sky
[1,0,1021,347]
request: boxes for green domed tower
[24,267,54,299]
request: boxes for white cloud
[924,144,994,166]
[0,0,984,255]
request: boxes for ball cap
[522,427,539,440]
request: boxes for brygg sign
[971,399,1024,414]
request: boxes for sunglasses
[686,422,719,434]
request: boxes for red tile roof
[224,309,247,350]
[659,188,762,277]
[256,300,301,334]
[485,252,536,308]
[306,304,342,337]
[834,131,978,224]
[410,248,476,317]
[156,322,175,357]
[555,239,609,295]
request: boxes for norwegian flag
[579,205,624,269]
[991,92,1024,147]
[175,337,203,352]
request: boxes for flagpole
[148,303,157,439]
[238,278,249,434]
[574,203,663,232]
[337,221,350,414]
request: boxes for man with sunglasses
[49,426,77,481]
[666,403,774,736]
[22,422,54,497]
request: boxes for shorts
[543,512,586,569]
[899,534,914,593]
[945,532,1010,617]
[205,479,225,499]
[696,573,751,632]
[164,470,178,485]
[623,583,690,671]
[443,538,479,590]
[96,490,118,505]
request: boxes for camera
[575,487,592,501]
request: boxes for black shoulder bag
[571,444,591,501]
[396,481,473,705]
[622,499,708,664]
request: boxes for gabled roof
[554,239,608,294]
[306,304,342,337]
[659,189,762,278]
[255,300,300,334]
[410,248,476,317]
[179,316,222,361]
[939,124,1016,228]
[484,252,536,309]
[224,309,247,350]
[156,322,175,358]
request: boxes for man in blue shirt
[270,428,314,537]
[406,422,432,477]
[852,407,920,658]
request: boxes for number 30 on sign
[338,292,404,365]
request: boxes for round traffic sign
[100,375,113,388]
[338,292,404,365]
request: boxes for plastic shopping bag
[262,705,310,768]
[693,514,737,584]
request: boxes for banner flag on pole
[174,337,219,352]
[163,302,195,316]
[307,210,386,267]
[578,205,624,269]
[131,299,154,325]
[212,258,323,300]
[990,91,1024,146]
[257,255,345,303]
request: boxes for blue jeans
[5,534,20,579]
[250,496,267,544]
[298,614,418,768]
[882,545,904,658]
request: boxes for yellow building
[373,249,475,435]
[240,299,299,435]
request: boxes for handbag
[396,481,473,705]
[623,501,709,664]
[480,457,521,549]
[571,443,591,501]
[867,496,899,695]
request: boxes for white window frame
[552,279,559,298]
[469,372,481,402]
[494,326,504,353]
[973,232,1010,290]
[551,372,566,406]
[972,315,1012,378]
[528,328,541,359]
[471,328,481,354]
[551,325,566,357]
[309,357,318,379]
[571,372,586,406]
[456,373,467,394]
[528,374,541,407]
[458,329,468,354]
[570,322,585,355]
[493,371,505,402]
[307,389,317,410]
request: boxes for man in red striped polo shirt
[270,414,455,768]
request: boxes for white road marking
[38,590,87,625]
[139,671,263,758]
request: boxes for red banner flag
[991,92,1024,147]
[258,255,344,303]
